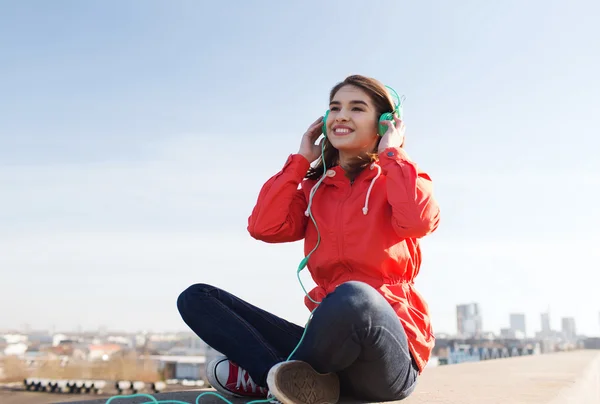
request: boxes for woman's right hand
[298,116,325,164]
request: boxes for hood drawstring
[305,163,381,217]
[304,173,327,217]
[362,163,382,215]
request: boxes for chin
[330,136,376,155]
[329,136,357,150]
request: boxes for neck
[338,151,373,184]
[338,151,354,171]
[338,149,371,171]
[338,139,379,170]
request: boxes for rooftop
[42,349,600,403]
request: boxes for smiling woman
[177,74,440,404]
[306,75,402,182]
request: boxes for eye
[330,107,340,111]
[352,107,364,111]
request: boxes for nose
[334,108,350,121]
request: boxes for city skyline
[3,304,596,340]
[452,303,596,339]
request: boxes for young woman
[177,75,440,404]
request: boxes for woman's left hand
[377,115,405,153]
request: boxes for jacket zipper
[337,182,353,272]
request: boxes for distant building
[3,342,28,356]
[43,340,87,360]
[107,335,133,347]
[2,333,28,344]
[148,355,207,380]
[584,337,600,349]
[540,312,551,335]
[88,343,123,361]
[456,303,482,338]
[510,313,526,338]
[500,328,515,339]
[561,317,576,341]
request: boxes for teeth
[335,128,351,133]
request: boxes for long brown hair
[305,75,396,181]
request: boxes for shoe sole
[267,361,340,404]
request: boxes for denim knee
[176,283,215,318]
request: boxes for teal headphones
[322,85,404,136]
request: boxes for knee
[176,283,215,317]
[328,281,386,317]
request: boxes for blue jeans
[177,281,419,402]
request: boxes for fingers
[390,114,404,125]
[396,115,406,128]
[310,117,325,137]
[389,116,405,131]
[382,117,405,138]
[383,120,395,133]
[310,116,324,127]
[305,116,321,132]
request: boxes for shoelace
[236,367,266,394]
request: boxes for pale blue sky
[1,1,599,337]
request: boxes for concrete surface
[0,389,110,404]
[403,349,600,404]
[48,350,600,404]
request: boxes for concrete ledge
[404,350,600,404]
[61,350,600,404]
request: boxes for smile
[333,127,354,135]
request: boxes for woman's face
[325,84,380,158]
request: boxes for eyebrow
[329,100,369,107]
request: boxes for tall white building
[510,313,526,338]
[561,317,576,341]
[541,312,551,335]
[456,303,482,338]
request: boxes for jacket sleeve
[247,154,311,243]
[378,147,440,239]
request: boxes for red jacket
[247,146,440,372]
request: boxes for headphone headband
[385,85,404,119]
[323,84,404,137]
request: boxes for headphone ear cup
[322,110,330,136]
[378,112,394,136]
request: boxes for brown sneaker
[266,360,339,404]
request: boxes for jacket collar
[306,160,383,216]
[320,161,382,186]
